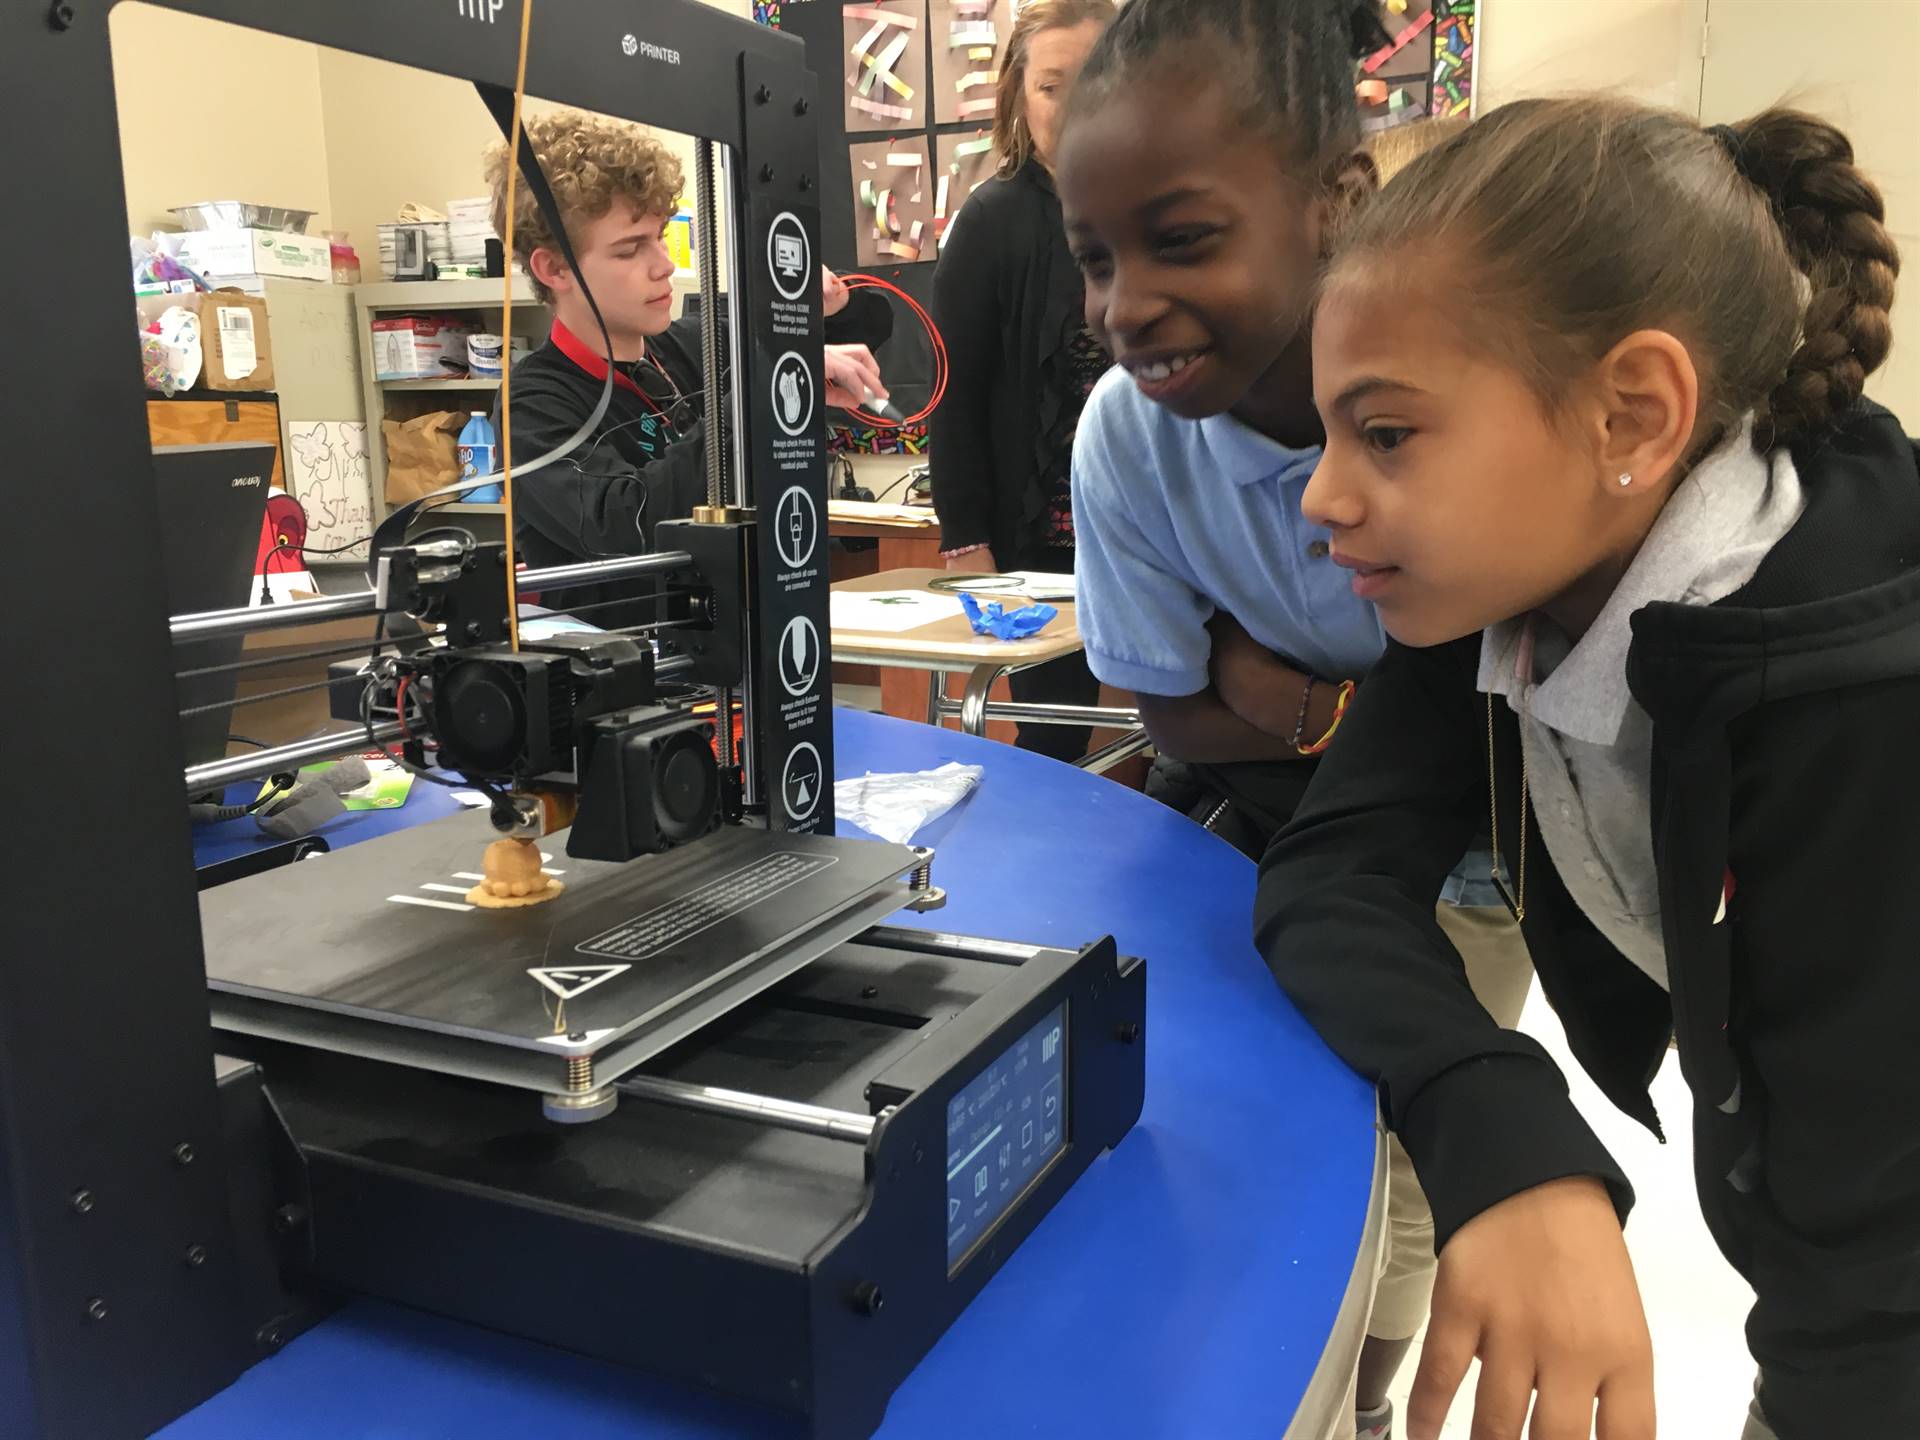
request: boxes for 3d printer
[0,4,1144,1438]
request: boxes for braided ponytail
[1720,109,1902,447]
[1333,96,1902,460]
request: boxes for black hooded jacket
[1255,402,1920,1435]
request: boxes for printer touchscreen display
[944,1003,1067,1272]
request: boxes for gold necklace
[1487,690,1529,922]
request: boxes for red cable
[395,675,415,740]
[837,272,947,428]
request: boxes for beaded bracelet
[1289,675,1318,750]
[1295,680,1358,757]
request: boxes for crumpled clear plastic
[835,762,985,844]
[959,592,1058,640]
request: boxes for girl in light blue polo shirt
[1053,5,1526,1439]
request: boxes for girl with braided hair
[1261,97,1910,1440]
[1058,5,1532,1436]
[1059,5,1536,1436]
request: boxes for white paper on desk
[827,498,937,526]
[830,589,966,633]
[1002,570,1075,601]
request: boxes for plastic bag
[959,592,1057,640]
[835,762,985,844]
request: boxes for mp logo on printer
[456,0,503,23]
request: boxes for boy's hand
[1409,1177,1656,1440]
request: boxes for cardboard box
[136,289,276,391]
[371,313,470,381]
[198,290,275,391]
[178,227,331,283]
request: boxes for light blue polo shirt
[1071,367,1385,697]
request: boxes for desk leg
[925,671,945,727]
[958,664,1010,737]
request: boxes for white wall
[1478,0,1916,421]
[110,3,335,235]
[114,0,752,261]
[314,54,719,282]
[1478,0,1709,112]
[1697,0,1919,421]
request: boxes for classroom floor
[1384,990,1758,1438]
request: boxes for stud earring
[1617,472,1633,487]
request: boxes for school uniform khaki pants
[1368,903,1536,1344]
[1288,904,1535,1440]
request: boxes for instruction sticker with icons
[745,176,831,831]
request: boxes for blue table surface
[167,709,1374,1439]
[192,770,472,869]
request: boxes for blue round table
[191,774,471,870]
[166,709,1379,1439]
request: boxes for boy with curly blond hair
[488,110,889,593]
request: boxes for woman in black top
[930,0,1116,763]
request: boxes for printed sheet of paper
[929,0,1011,125]
[843,0,929,134]
[849,135,935,266]
[830,589,967,633]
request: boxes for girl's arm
[1134,688,1306,764]
[1133,618,1347,764]
[1259,641,1651,1440]
[1257,636,1651,1440]
[1255,636,1632,1238]
[1207,612,1345,741]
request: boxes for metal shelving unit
[378,377,504,392]
[352,277,540,521]
[353,275,699,520]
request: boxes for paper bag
[199,289,274,392]
[381,410,464,505]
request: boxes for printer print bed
[198,814,921,1050]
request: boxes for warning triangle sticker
[526,964,630,1000]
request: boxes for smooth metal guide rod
[185,723,406,793]
[694,141,726,510]
[616,1073,877,1144]
[718,146,751,508]
[181,655,699,792]
[169,590,385,643]
[519,550,693,592]
[169,551,695,645]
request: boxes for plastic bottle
[324,230,361,286]
[458,411,502,502]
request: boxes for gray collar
[1479,419,1801,746]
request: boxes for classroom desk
[828,497,943,576]
[168,708,1383,1440]
[832,567,1149,771]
